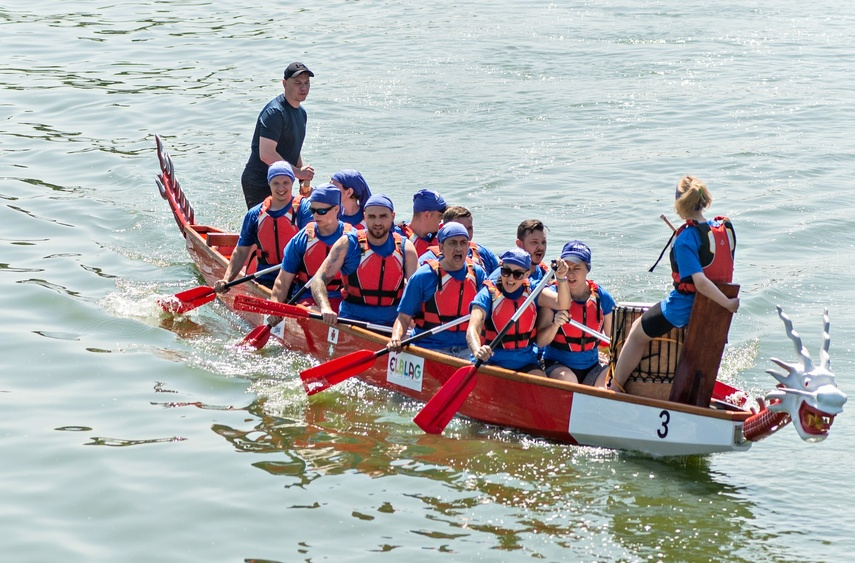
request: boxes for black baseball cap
[284,62,314,80]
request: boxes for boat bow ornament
[744,307,846,442]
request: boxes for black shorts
[640,302,677,339]
[544,360,604,386]
[241,169,271,210]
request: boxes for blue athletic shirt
[660,219,727,328]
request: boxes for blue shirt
[542,284,616,370]
[397,262,487,349]
[660,220,728,327]
[281,221,349,302]
[340,209,366,229]
[243,94,307,185]
[338,232,403,325]
[470,284,539,370]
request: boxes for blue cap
[364,194,395,212]
[499,248,531,271]
[267,161,295,183]
[331,169,371,207]
[437,222,470,243]
[308,183,341,207]
[561,240,592,271]
[412,189,447,213]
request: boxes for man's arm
[387,312,414,353]
[269,270,297,304]
[312,235,350,324]
[467,305,492,362]
[402,240,420,280]
[213,246,252,293]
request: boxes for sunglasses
[500,267,527,280]
[309,206,334,216]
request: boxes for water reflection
[210,387,766,560]
[84,435,186,447]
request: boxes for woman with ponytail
[607,176,740,393]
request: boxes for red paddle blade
[157,287,216,314]
[239,325,271,350]
[712,380,747,406]
[233,294,312,318]
[300,349,379,395]
[413,365,479,434]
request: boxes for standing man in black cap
[240,61,316,209]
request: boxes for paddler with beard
[387,222,488,359]
[312,194,419,327]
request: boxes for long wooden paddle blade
[240,324,271,350]
[300,349,379,395]
[413,365,479,434]
[158,287,216,313]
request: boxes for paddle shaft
[224,263,281,291]
[237,272,324,350]
[565,317,610,345]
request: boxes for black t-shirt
[243,93,307,185]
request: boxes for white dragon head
[765,307,847,442]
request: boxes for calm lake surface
[2,1,854,561]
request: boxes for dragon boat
[153,135,846,457]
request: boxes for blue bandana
[437,222,470,243]
[308,183,341,207]
[267,161,295,183]
[364,194,395,212]
[331,169,371,207]
[412,189,446,212]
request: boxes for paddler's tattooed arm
[312,235,349,324]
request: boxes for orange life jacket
[256,195,303,264]
[550,280,603,352]
[413,259,479,331]
[482,279,537,349]
[398,222,434,257]
[670,216,736,294]
[295,222,353,291]
[342,231,406,306]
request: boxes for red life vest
[425,242,486,270]
[550,280,603,352]
[482,279,537,349]
[342,231,406,306]
[398,222,433,257]
[670,216,736,294]
[256,195,303,265]
[413,259,479,331]
[296,222,353,291]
